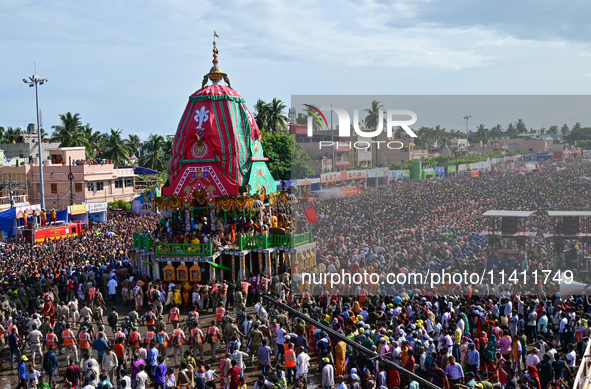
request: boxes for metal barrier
[574,340,591,389]
[260,294,442,389]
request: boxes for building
[449,138,470,149]
[0,147,137,211]
[472,138,561,154]
[0,133,61,163]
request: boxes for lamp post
[23,74,47,209]
[463,115,471,139]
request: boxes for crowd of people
[0,157,590,389]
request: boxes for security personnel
[171,327,186,366]
[168,305,180,329]
[45,328,57,350]
[215,303,225,325]
[144,308,156,331]
[145,329,156,347]
[190,325,205,361]
[78,330,91,361]
[62,323,78,364]
[128,327,141,359]
[206,320,219,362]
[285,343,297,384]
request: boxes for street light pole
[23,74,47,209]
[463,115,471,139]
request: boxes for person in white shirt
[526,348,540,367]
[566,344,577,368]
[25,366,41,389]
[107,277,118,305]
[295,347,310,381]
[275,324,287,360]
[135,364,149,389]
[27,325,43,367]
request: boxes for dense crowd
[1,158,590,389]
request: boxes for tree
[139,133,168,172]
[0,126,23,143]
[565,127,591,142]
[265,98,288,133]
[126,134,142,156]
[81,123,105,158]
[490,124,503,140]
[505,123,517,138]
[261,133,313,180]
[573,122,582,132]
[51,112,90,149]
[548,125,558,134]
[561,123,570,137]
[515,119,527,135]
[254,99,269,133]
[102,128,131,165]
[364,100,385,133]
[475,124,488,144]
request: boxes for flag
[214,31,220,38]
[304,206,318,224]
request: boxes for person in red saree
[528,366,542,389]
[229,360,242,389]
[43,296,55,326]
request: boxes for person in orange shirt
[171,327,186,367]
[215,302,225,326]
[114,337,125,375]
[62,323,78,365]
[168,305,180,330]
[45,328,57,351]
[78,329,91,361]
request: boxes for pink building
[0,147,137,211]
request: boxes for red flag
[304,206,318,224]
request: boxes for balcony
[238,230,313,251]
[154,243,213,257]
[135,230,314,256]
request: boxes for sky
[2,0,591,141]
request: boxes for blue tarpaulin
[134,166,161,175]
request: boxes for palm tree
[126,134,142,156]
[102,129,131,165]
[0,126,23,143]
[265,98,288,133]
[549,125,558,135]
[254,99,269,133]
[80,123,105,158]
[490,124,503,140]
[515,119,527,135]
[506,123,517,138]
[573,122,582,131]
[364,100,384,132]
[561,123,570,137]
[139,133,168,172]
[51,112,89,148]
[475,124,488,144]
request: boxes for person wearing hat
[14,355,28,389]
[50,208,57,226]
[321,357,334,389]
[40,208,47,227]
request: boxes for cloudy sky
[2,0,591,140]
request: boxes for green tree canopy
[261,133,313,180]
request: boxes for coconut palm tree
[102,129,131,165]
[139,133,168,172]
[475,124,488,144]
[126,134,142,156]
[549,125,558,135]
[254,99,269,133]
[490,124,503,140]
[505,122,517,138]
[0,126,23,143]
[266,98,288,133]
[515,119,527,135]
[51,112,91,149]
[80,124,105,158]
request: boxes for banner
[68,204,87,215]
[85,202,107,213]
[321,172,341,183]
[16,204,41,219]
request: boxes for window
[87,182,94,191]
[125,178,133,187]
[96,182,104,191]
[75,183,82,192]
[51,183,57,193]
[115,179,123,188]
